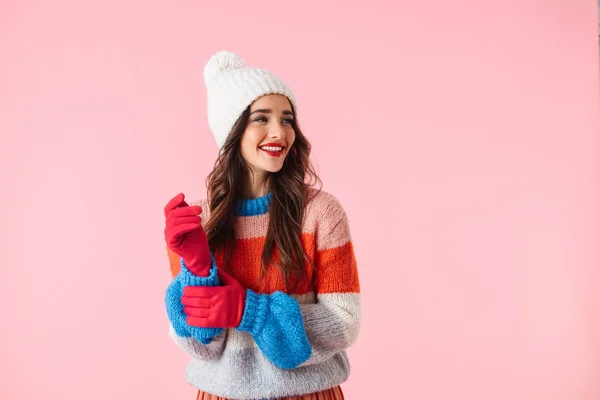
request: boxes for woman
[163,50,361,400]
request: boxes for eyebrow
[249,108,294,116]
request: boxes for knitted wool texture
[203,50,298,150]
[165,190,361,400]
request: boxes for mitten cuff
[179,256,220,287]
[237,289,269,335]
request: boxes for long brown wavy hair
[204,102,322,291]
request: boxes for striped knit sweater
[164,190,361,400]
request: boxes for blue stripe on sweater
[237,289,312,369]
[235,192,271,216]
[164,257,223,344]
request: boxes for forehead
[251,94,292,111]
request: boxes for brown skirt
[196,385,345,400]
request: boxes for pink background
[1,1,599,399]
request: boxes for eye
[282,118,294,125]
[253,116,268,123]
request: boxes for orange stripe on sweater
[316,241,360,294]
[166,234,359,295]
[212,233,317,295]
[167,248,181,278]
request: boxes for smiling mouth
[259,145,285,157]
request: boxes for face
[240,93,296,178]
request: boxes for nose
[268,121,284,139]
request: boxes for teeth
[261,146,283,152]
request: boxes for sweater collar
[235,192,272,216]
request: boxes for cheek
[241,129,263,152]
[287,130,296,146]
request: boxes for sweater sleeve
[236,289,312,369]
[164,198,228,352]
[296,194,361,367]
[167,322,227,360]
[164,247,226,357]
[236,193,361,369]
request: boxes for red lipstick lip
[261,149,284,157]
[259,142,285,148]
[259,143,285,157]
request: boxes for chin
[264,164,284,173]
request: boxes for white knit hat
[203,50,298,150]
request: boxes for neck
[243,171,271,199]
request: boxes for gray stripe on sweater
[169,324,227,360]
[169,291,360,398]
[184,347,350,400]
[299,293,361,367]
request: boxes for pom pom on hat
[203,51,247,85]
[203,50,297,150]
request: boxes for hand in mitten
[164,259,222,345]
[181,268,312,369]
[182,268,247,328]
[164,192,212,277]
